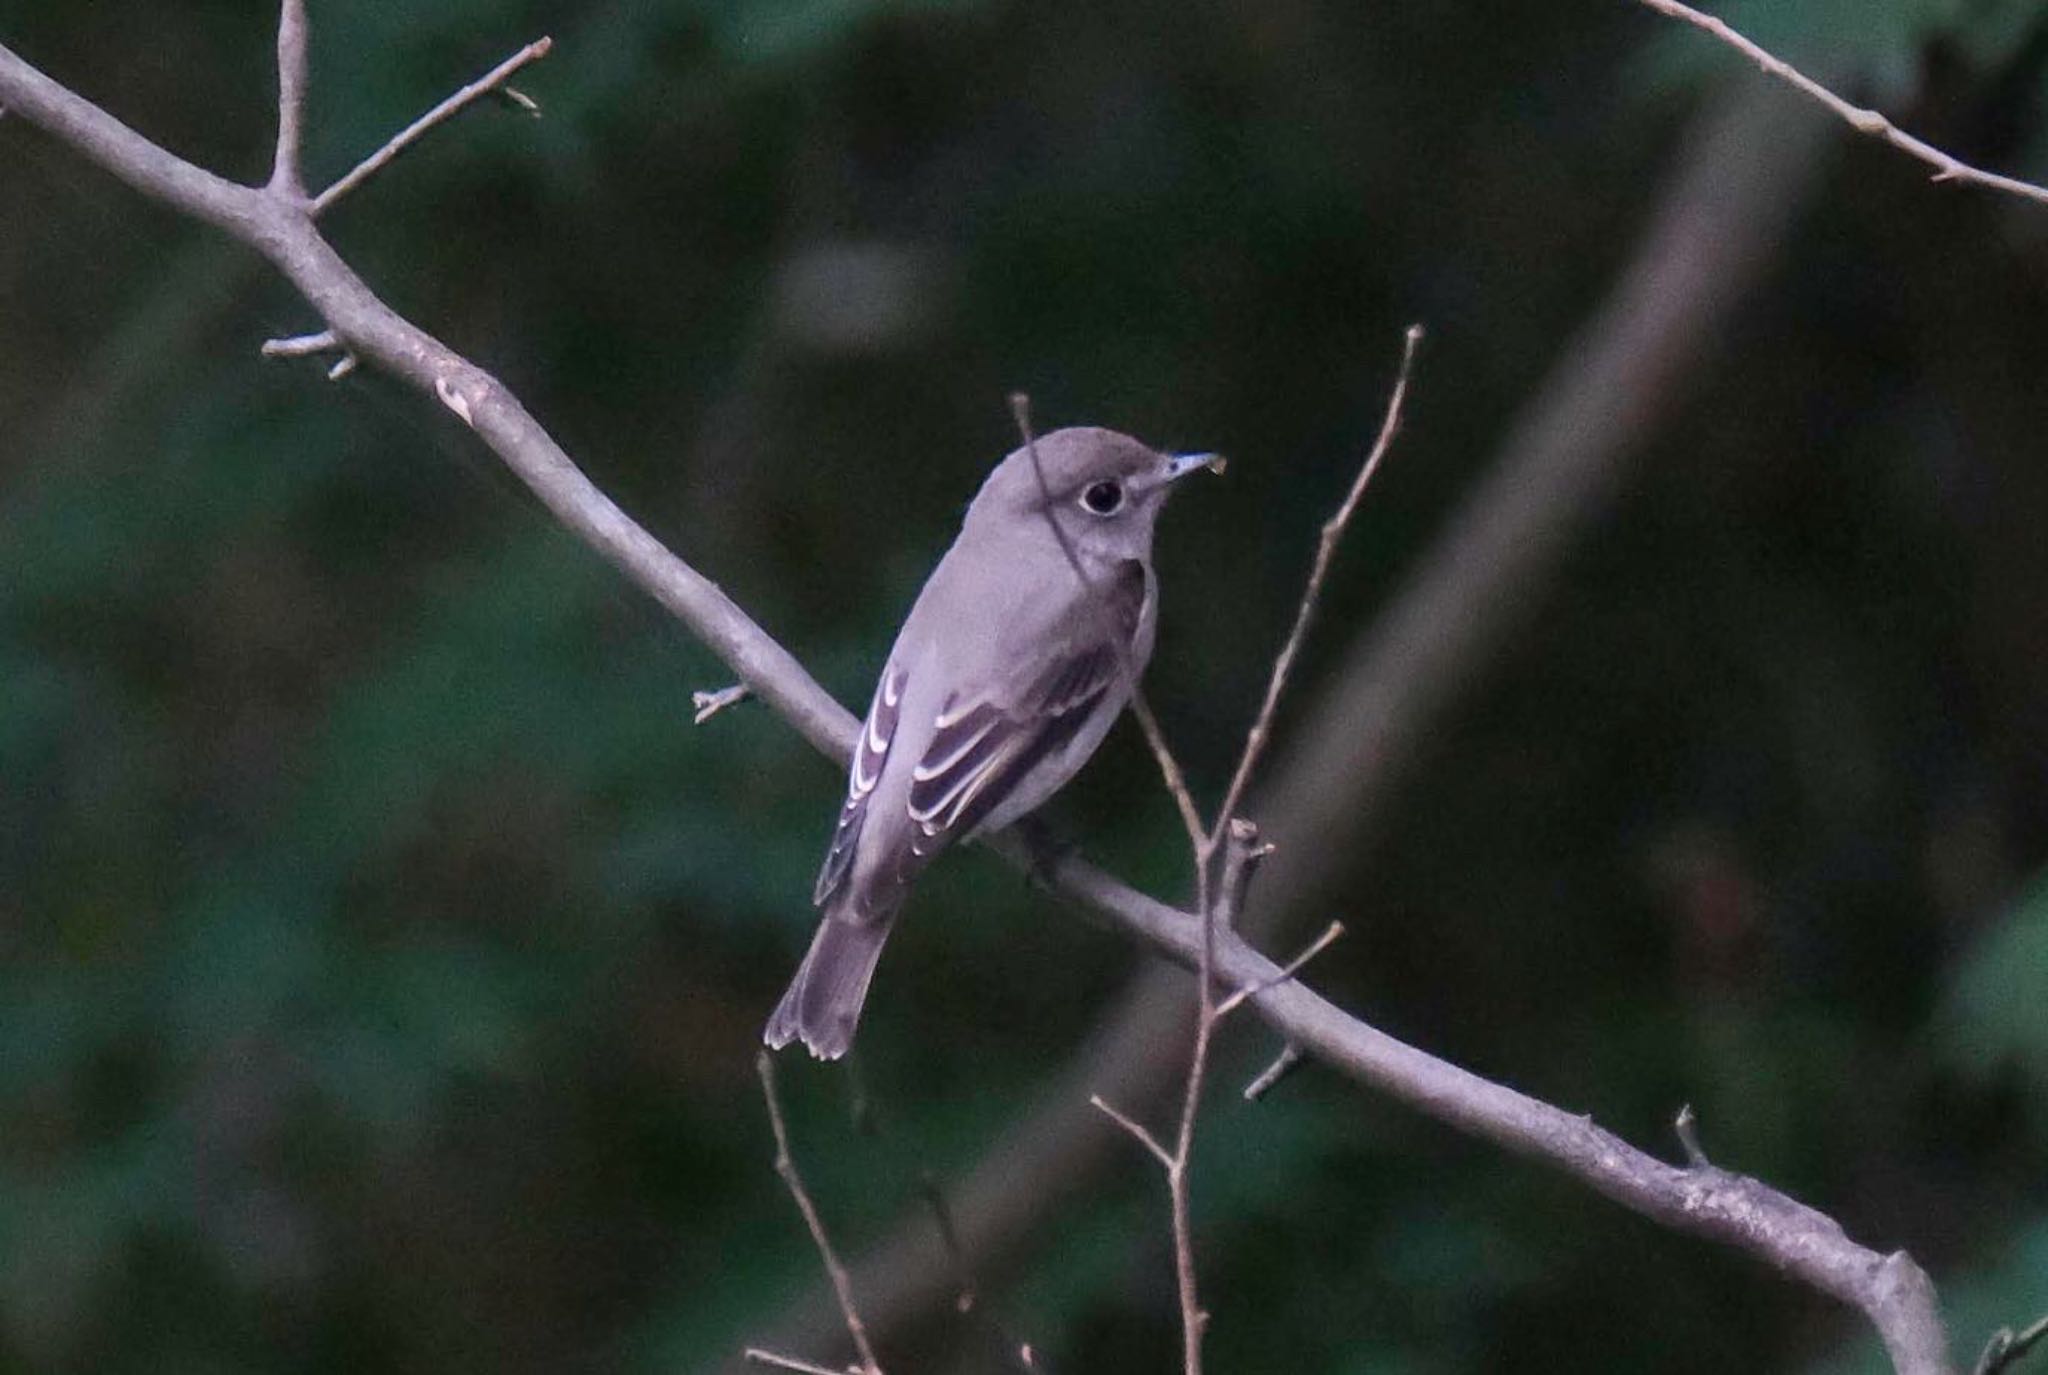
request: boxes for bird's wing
[901,559,1147,859]
[813,661,908,908]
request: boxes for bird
[764,427,1216,1058]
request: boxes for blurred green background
[5,1,2048,1371]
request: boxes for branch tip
[261,329,339,359]
[311,34,555,215]
[1243,1042,1306,1101]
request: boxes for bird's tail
[763,913,894,1059]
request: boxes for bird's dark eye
[1080,480,1124,516]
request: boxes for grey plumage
[764,427,1211,1058]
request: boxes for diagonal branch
[0,26,1959,1375]
[311,35,553,215]
[1210,323,1423,840]
[759,1053,884,1375]
[1631,0,2048,209]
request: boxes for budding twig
[1632,0,2048,210]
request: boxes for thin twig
[757,1053,883,1375]
[1242,1043,1306,1102]
[743,1350,853,1375]
[1088,1094,1172,1168]
[269,0,308,197]
[1007,393,1207,857]
[1632,0,2048,210]
[1209,324,1423,841]
[1977,1314,2048,1375]
[693,683,752,724]
[1216,919,1342,1018]
[311,36,553,215]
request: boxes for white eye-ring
[1080,479,1125,516]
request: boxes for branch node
[435,374,477,427]
[326,352,358,382]
[693,683,752,724]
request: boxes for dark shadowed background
[4,1,2048,1372]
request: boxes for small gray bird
[765,427,1214,1058]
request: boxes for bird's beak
[1162,451,1226,485]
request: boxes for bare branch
[743,1350,854,1375]
[1241,1043,1305,1102]
[693,683,752,724]
[1087,1094,1172,1169]
[311,36,553,215]
[1216,919,1342,1018]
[269,0,309,198]
[758,1053,884,1375]
[1210,324,1424,839]
[1632,0,2048,210]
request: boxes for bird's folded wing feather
[813,662,906,907]
[814,559,1147,912]
[905,558,1147,856]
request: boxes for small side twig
[311,36,553,215]
[1216,919,1342,1018]
[1242,1043,1306,1102]
[261,328,356,381]
[743,1349,854,1375]
[261,328,338,358]
[757,1052,883,1375]
[1632,0,2048,210]
[1088,1094,1173,1169]
[1674,1103,1712,1169]
[693,683,752,724]
[1977,1315,2048,1375]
